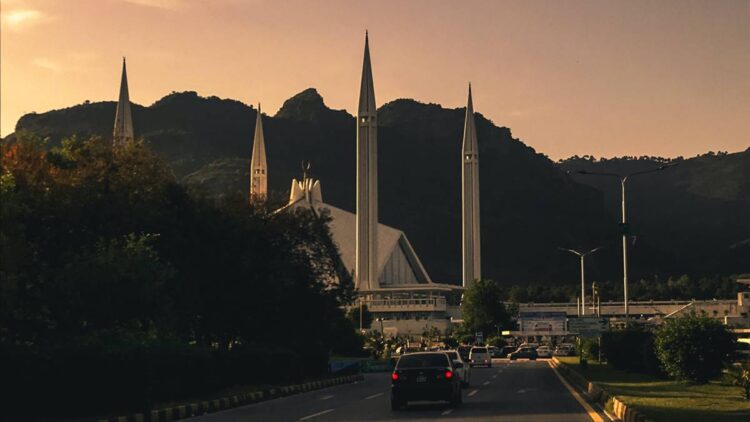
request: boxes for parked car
[535,345,552,358]
[488,346,502,358]
[444,350,471,386]
[390,352,462,410]
[553,344,576,357]
[469,346,492,367]
[508,347,538,361]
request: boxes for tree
[461,279,511,338]
[654,313,736,383]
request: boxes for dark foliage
[0,134,361,418]
[654,313,736,383]
[601,327,663,375]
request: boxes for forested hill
[8,89,746,284]
[558,151,750,278]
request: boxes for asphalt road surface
[190,359,606,422]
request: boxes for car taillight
[445,370,453,379]
[391,372,399,381]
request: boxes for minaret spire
[356,31,379,291]
[113,57,134,146]
[249,104,268,202]
[462,83,481,288]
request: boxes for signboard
[475,331,484,344]
[519,311,567,336]
[567,317,608,338]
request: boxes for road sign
[567,317,608,338]
[519,311,567,336]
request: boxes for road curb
[551,358,652,422]
[97,374,364,422]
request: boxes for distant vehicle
[457,345,472,362]
[508,347,538,361]
[535,346,552,358]
[396,345,422,355]
[469,346,492,367]
[390,352,463,410]
[553,344,576,357]
[499,346,516,357]
[488,346,502,357]
[519,342,539,349]
[444,350,471,386]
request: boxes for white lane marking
[364,392,384,400]
[319,395,334,401]
[468,389,478,397]
[483,381,490,386]
[441,408,454,415]
[492,374,498,379]
[517,389,526,394]
[299,409,334,421]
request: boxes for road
[190,359,606,422]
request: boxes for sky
[1,0,748,159]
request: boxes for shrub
[654,313,736,383]
[601,327,662,375]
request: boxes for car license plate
[416,375,427,383]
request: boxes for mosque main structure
[111,33,483,337]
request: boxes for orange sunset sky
[1,0,748,159]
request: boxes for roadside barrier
[551,358,652,422]
[97,374,364,422]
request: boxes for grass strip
[558,357,750,422]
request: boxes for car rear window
[471,347,487,353]
[397,353,450,368]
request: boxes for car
[500,346,517,357]
[508,347,538,361]
[469,346,492,367]
[488,346,502,358]
[535,345,552,358]
[390,352,462,410]
[457,345,472,362]
[553,344,576,357]
[444,350,471,386]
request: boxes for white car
[444,350,471,386]
[535,346,552,358]
[469,346,492,367]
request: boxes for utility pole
[578,163,676,326]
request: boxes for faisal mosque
[112,34,483,336]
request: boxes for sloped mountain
[559,151,750,278]
[10,89,744,285]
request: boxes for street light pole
[560,247,601,317]
[578,163,676,327]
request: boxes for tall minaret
[356,32,379,291]
[462,84,481,288]
[249,104,268,202]
[113,58,134,146]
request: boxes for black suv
[390,352,463,410]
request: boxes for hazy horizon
[2,0,748,159]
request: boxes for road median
[551,357,651,422]
[97,374,364,422]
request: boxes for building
[249,104,268,202]
[271,33,463,337]
[278,168,462,336]
[461,84,481,288]
[113,58,134,146]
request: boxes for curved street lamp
[559,247,602,316]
